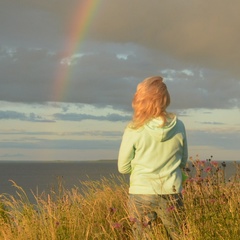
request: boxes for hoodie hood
[144,114,177,142]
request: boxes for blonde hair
[131,76,170,129]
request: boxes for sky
[0,0,240,161]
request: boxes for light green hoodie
[118,115,188,195]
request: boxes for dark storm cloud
[0,110,54,122]
[0,0,240,110]
[0,130,122,138]
[0,48,58,102]
[199,122,225,125]
[0,0,69,48]
[91,0,240,76]
[2,0,240,73]
[0,108,130,123]
[53,112,131,122]
[0,153,26,158]
[0,138,120,150]
[1,45,240,110]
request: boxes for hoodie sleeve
[118,128,135,174]
[180,125,188,168]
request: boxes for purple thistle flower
[109,207,117,214]
[112,222,122,229]
[142,221,149,228]
[196,160,206,167]
[200,160,206,166]
[129,217,137,223]
[210,161,219,168]
[193,177,203,183]
[204,166,212,173]
[209,198,216,203]
[167,205,175,212]
[186,178,194,182]
[181,189,186,195]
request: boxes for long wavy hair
[131,76,170,129]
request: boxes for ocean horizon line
[0,159,239,163]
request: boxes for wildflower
[186,178,194,183]
[112,222,122,229]
[195,160,206,168]
[210,161,219,168]
[181,189,186,195]
[208,198,216,204]
[221,194,228,204]
[199,160,206,167]
[56,221,60,227]
[109,207,117,214]
[142,221,149,228]
[129,217,137,223]
[167,205,175,212]
[204,167,212,173]
[193,177,203,183]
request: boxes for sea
[0,160,239,202]
[0,160,123,200]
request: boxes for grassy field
[0,157,239,240]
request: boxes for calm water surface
[0,160,239,199]
[0,161,123,198]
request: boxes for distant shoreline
[0,159,239,163]
[0,159,118,163]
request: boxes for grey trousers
[128,194,184,240]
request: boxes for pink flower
[181,189,186,195]
[109,207,117,214]
[204,167,212,173]
[186,178,194,183]
[209,198,216,203]
[192,177,203,183]
[112,222,122,229]
[210,161,219,168]
[142,221,149,228]
[167,205,175,212]
[129,217,137,223]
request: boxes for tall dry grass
[0,158,239,240]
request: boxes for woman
[118,76,188,239]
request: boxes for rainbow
[53,0,101,102]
